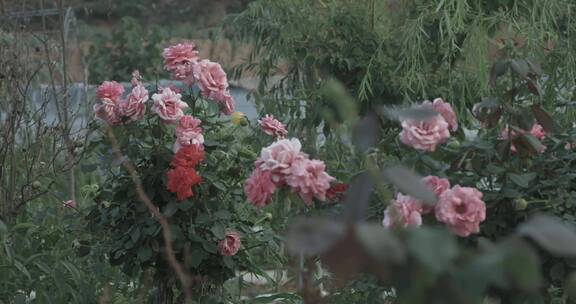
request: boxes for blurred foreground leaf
[518,215,576,257]
[382,166,437,205]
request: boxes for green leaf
[502,239,541,291]
[508,173,536,188]
[80,163,98,172]
[130,228,141,243]
[383,106,438,122]
[188,249,207,268]
[407,228,457,274]
[202,240,218,254]
[517,215,576,257]
[355,223,405,264]
[13,260,31,281]
[286,218,345,256]
[531,105,558,133]
[382,166,437,205]
[511,59,530,78]
[178,200,194,211]
[137,247,153,262]
[213,210,232,220]
[0,219,7,236]
[13,294,26,304]
[514,133,544,154]
[223,256,235,269]
[352,113,380,152]
[163,202,179,217]
[195,213,210,225]
[210,225,226,239]
[212,181,227,191]
[61,260,82,282]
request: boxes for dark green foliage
[87,17,166,84]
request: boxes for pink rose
[382,193,423,229]
[530,123,546,141]
[171,62,195,86]
[422,175,450,198]
[190,59,235,115]
[63,200,77,209]
[259,114,288,138]
[162,42,199,71]
[423,98,458,132]
[96,81,124,101]
[218,230,241,256]
[216,91,235,115]
[421,175,450,214]
[286,158,334,204]
[174,115,204,152]
[119,85,148,121]
[259,138,306,183]
[151,87,189,123]
[435,185,486,237]
[193,60,229,98]
[500,123,546,153]
[94,97,121,125]
[399,114,451,152]
[244,167,277,207]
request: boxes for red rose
[170,145,204,168]
[166,166,201,200]
[326,182,347,202]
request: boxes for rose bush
[85,42,286,301]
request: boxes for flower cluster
[399,98,457,152]
[500,123,546,153]
[244,138,334,207]
[383,175,486,237]
[162,42,234,115]
[93,76,150,125]
[166,145,204,201]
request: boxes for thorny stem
[106,127,194,304]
